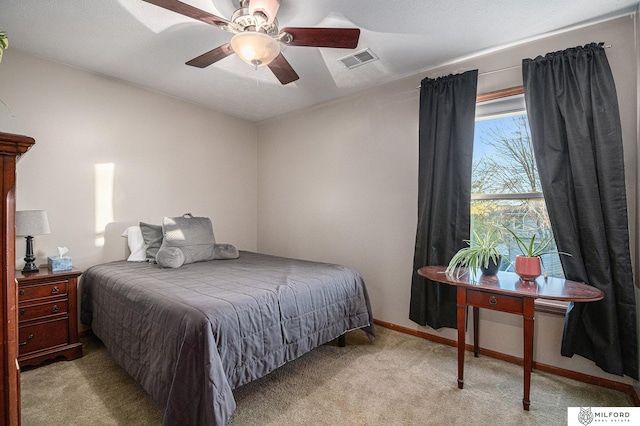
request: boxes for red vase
[514,255,541,281]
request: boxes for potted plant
[504,227,571,281]
[0,31,7,63]
[446,227,503,278]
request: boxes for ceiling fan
[143,0,361,85]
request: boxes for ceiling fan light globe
[231,32,280,67]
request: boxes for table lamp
[16,210,50,272]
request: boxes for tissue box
[48,256,72,272]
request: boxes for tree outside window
[472,93,564,278]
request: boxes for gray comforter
[81,251,374,425]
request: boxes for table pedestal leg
[522,298,535,411]
[457,288,467,389]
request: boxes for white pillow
[121,226,147,262]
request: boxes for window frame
[474,86,568,316]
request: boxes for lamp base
[22,261,39,273]
[22,235,39,272]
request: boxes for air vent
[338,48,379,69]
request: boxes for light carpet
[20,326,632,425]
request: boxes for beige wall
[0,50,259,270]
[257,15,638,384]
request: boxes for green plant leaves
[503,226,570,258]
[0,31,8,63]
[446,228,502,278]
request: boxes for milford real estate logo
[578,407,594,425]
[569,407,635,425]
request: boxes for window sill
[534,299,569,315]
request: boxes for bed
[80,250,375,425]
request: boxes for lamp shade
[16,210,51,236]
[230,31,281,67]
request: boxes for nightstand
[16,268,83,367]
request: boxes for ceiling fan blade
[186,43,234,68]
[249,0,281,24]
[268,54,299,85]
[280,27,360,49]
[142,0,232,27]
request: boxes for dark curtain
[522,43,638,379]
[409,70,478,329]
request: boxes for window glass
[472,93,565,278]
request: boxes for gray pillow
[139,222,163,262]
[214,244,239,260]
[156,246,185,268]
[160,214,216,265]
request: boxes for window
[472,87,566,285]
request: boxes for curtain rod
[480,64,520,76]
[417,44,612,87]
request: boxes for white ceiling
[1,0,637,122]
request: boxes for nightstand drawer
[18,281,68,301]
[467,289,523,314]
[18,318,69,355]
[19,299,68,321]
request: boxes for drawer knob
[51,286,59,294]
[19,309,25,316]
[19,289,25,296]
[52,305,59,313]
[489,296,498,306]
[19,334,34,346]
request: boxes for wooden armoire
[1,131,35,426]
